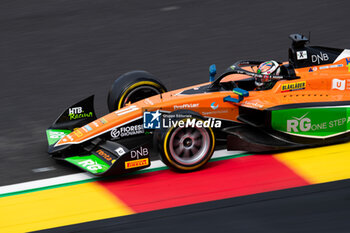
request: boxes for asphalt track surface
[38,179,350,233]
[1,0,350,231]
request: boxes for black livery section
[90,141,151,176]
[289,34,343,68]
[53,138,151,176]
[50,95,97,130]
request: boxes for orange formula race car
[46,34,350,176]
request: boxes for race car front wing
[47,129,151,176]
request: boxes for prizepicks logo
[296,51,307,60]
[143,110,161,129]
[210,102,219,110]
[332,79,346,90]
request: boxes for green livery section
[46,129,72,146]
[271,107,350,138]
[65,155,111,174]
[46,128,111,174]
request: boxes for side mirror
[209,64,216,82]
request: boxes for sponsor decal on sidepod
[210,102,219,110]
[281,81,306,92]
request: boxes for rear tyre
[159,110,215,172]
[107,70,167,112]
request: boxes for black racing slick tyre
[107,70,167,112]
[159,110,215,172]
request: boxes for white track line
[0,150,244,196]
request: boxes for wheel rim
[169,126,211,166]
[122,85,161,107]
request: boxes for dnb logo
[143,110,161,129]
[287,113,311,132]
[131,146,149,159]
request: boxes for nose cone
[48,143,71,155]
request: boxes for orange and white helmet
[257,60,280,75]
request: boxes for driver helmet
[255,60,281,87]
[257,60,280,75]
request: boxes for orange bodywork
[55,57,350,147]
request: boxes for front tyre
[159,112,215,172]
[107,70,167,112]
